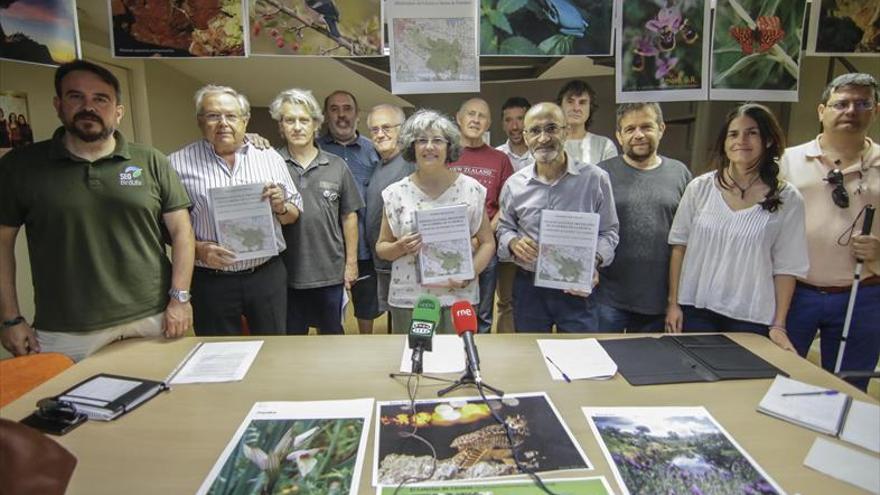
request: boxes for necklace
[727,170,760,199]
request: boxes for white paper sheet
[757,375,849,435]
[169,341,263,384]
[399,335,466,374]
[804,437,880,494]
[61,376,141,405]
[840,401,880,454]
[534,210,599,292]
[537,338,617,380]
[209,183,278,261]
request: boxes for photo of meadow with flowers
[586,407,783,495]
[619,0,708,96]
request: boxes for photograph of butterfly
[710,0,808,101]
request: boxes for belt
[797,276,880,294]
[195,256,279,276]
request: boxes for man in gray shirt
[365,104,415,325]
[593,102,692,332]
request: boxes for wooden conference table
[0,333,876,495]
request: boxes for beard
[63,111,114,143]
[624,142,655,162]
[532,146,561,163]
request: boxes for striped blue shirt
[169,139,302,272]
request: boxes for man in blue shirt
[318,90,381,333]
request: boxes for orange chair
[0,353,74,408]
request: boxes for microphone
[408,294,440,374]
[451,300,481,383]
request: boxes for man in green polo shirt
[0,60,195,361]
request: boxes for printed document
[538,338,617,380]
[535,210,599,292]
[209,183,278,261]
[169,341,263,384]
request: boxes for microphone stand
[389,344,454,383]
[437,364,504,397]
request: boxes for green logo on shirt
[119,166,143,186]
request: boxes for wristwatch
[1,315,25,330]
[168,288,192,303]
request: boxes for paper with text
[209,183,278,261]
[170,341,263,384]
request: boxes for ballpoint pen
[545,356,572,383]
[782,390,840,397]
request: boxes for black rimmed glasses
[824,169,849,208]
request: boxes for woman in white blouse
[665,103,808,350]
[376,110,495,333]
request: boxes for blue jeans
[681,305,769,336]
[787,283,880,391]
[476,255,498,334]
[512,268,598,333]
[591,301,665,333]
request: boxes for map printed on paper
[421,239,471,278]
[217,216,274,255]
[392,18,477,83]
[537,245,592,287]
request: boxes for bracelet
[769,325,787,334]
[1,315,25,330]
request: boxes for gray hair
[615,102,665,130]
[194,84,251,117]
[269,88,324,127]
[400,109,462,164]
[367,104,406,126]
[821,73,879,104]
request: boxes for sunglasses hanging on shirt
[824,168,849,208]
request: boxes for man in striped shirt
[170,85,302,336]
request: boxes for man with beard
[781,73,880,391]
[557,80,618,166]
[365,104,414,327]
[592,103,691,332]
[318,90,381,334]
[497,103,619,333]
[450,98,514,333]
[0,60,195,360]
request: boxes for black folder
[599,334,787,386]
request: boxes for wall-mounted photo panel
[710,0,808,102]
[0,90,33,157]
[806,0,880,56]
[480,0,614,56]
[109,0,246,57]
[387,0,479,95]
[0,0,80,67]
[249,0,382,57]
[616,0,712,103]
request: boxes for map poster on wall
[0,90,33,157]
[249,0,382,57]
[387,0,480,95]
[0,0,80,67]
[109,0,246,58]
[616,0,711,103]
[480,0,614,56]
[710,0,808,102]
[806,0,880,56]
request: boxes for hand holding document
[209,183,279,262]
[399,335,466,374]
[414,205,475,285]
[537,338,617,381]
[168,341,263,385]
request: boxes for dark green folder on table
[599,334,787,386]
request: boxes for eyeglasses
[824,169,849,208]
[523,123,563,137]
[827,99,875,112]
[414,137,448,147]
[369,123,401,136]
[201,113,242,124]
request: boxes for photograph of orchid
[711,0,807,99]
[619,0,707,94]
[205,417,366,495]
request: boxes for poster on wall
[806,0,880,56]
[249,0,382,57]
[616,0,712,103]
[710,0,808,102]
[109,0,246,58]
[0,0,80,67]
[0,91,33,157]
[387,0,479,95]
[480,0,614,56]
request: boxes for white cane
[834,205,876,374]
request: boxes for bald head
[456,98,491,145]
[524,102,565,127]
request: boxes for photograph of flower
[197,400,373,495]
[480,0,613,56]
[249,0,382,57]
[110,0,245,58]
[807,0,880,56]
[374,392,590,486]
[584,407,785,495]
[616,0,711,102]
[710,0,808,101]
[0,0,80,66]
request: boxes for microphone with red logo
[451,300,482,383]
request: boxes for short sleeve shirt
[365,153,416,272]
[448,144,514,219]
[381,174,486,308]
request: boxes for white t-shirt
[668,172,809,325]
[381,174,487,308]
[564,132,618,167]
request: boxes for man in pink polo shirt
[781,73,880,391]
